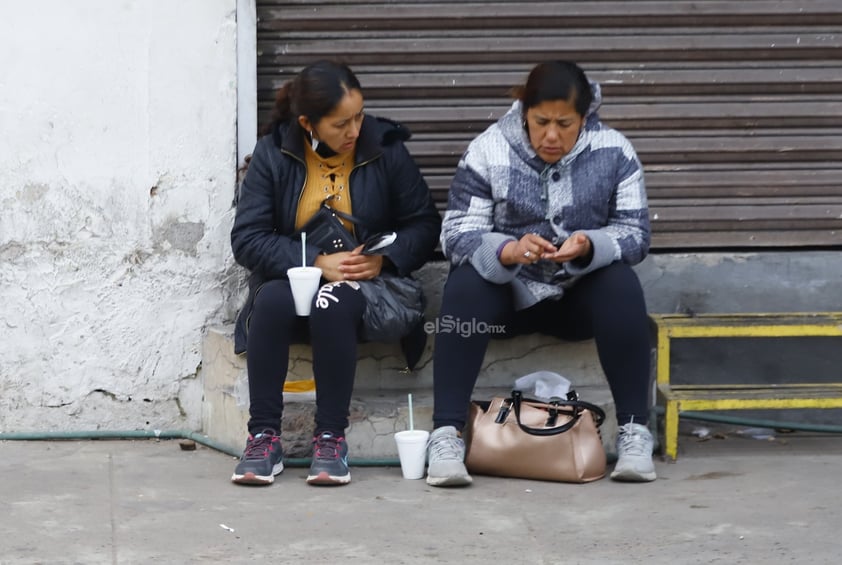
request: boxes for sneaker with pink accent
[306,432,350,486]
[231,429,284,485]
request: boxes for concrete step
[201,325,616,459]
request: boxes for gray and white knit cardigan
[441,82,650,310]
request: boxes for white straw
[301,232,307,267]
[408,393,414,431]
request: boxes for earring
[309,131,319,151]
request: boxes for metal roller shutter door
[255,0,842,249]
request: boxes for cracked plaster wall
[0,0,240,432]
[3,3,840,437]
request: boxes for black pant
[245,280,365,436]
[432,262,651,430]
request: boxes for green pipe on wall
[0,429,401,467]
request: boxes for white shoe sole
[610,467,656,482]
[231,462,284,485]
[425,474,473,487]
[306,471,351,485]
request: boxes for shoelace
[428,434,463,461]
[617,423,648,457]
[313,434,341,459]
[243,431,276,460]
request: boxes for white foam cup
[286,266,322,316]
[394,429,430,480]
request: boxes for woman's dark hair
[510,61,593,118]
[262,60,362,135]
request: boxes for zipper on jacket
[540,165,551,227]
[284,146,383,240]
[346,153,383,238]
[351,153,382,171]
[282,148,310,231]
[539,165,551,202]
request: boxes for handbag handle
[508,389,606,436]
[320,195,368,229]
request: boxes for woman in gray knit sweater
[426,61,656,487]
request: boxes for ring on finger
[523,251,532,259]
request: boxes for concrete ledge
[201,247,842,455]
[201,324,616,458]
[202,262,624,458]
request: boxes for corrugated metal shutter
[256,0,842,249]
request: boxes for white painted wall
[0,0,240,431]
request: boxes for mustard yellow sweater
[295,141,355,234]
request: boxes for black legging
[432,262,651,430]
[245,280,365,436]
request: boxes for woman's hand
[543,232,592,263]
[499,234,557,266]
[314,252,352,281]
[314,246,383,281]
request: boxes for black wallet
[294,200,359,253]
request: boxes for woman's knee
[251,280,297,322]
[310,281,365,324]
[441,264,509,310]
[584,262,645,303]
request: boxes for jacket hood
[499,80,603,171]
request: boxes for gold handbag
[464,390,607,483]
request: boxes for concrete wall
[0,0,239,432]
[420,251,842,321]
[2,0,839,436]
[639,252,842,315]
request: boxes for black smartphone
[361,232,397,255]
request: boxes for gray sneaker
[426,426,473,487]
[611,421,657,482]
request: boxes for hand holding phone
[361,232,397,255]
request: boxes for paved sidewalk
[1,428,839,564]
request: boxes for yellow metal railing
[652,312,842,461]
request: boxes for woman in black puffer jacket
[230,60,440,487]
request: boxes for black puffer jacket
[231,115,441,354]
